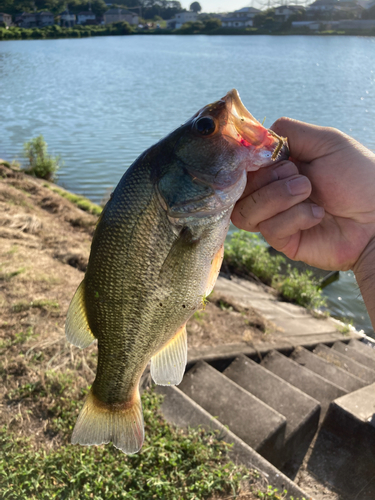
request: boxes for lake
[0,34,374,334]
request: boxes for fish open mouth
[223,89,289,166]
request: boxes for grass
[0,326,35,350]
[224,231,326,310]
[0,267,26,281]
[12,299,60,313]
[1,374,249,500]
[46,185,102,216]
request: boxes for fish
[65,89,288,454]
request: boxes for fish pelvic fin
[72,388,144,455]
[151,324,187,386]
[65,280,96,349]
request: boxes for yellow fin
[151,324,187,386]
[206,244,224,296]
[72,388,144,455]
[65,280,96,348]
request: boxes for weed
[48,186,102,216]
[218,299,233,312]
[193,310,206,322]
[23,135,61,181]
[224,231,325,310]
[272,266,326,310]
[0,267,26,281]
[12,299,59,313]
[224,232,284,285]
[0,327,35,350]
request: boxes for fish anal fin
[71,388,144,455]
[206,244,224,296]
[151,324,187,386]
[65,280,96,349]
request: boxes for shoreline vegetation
[1,22,375,41]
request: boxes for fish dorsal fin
[151,324,187,386]
[65,280,96,348]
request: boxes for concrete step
[349,338,375,359]
[290,346,366,393]
[178,360,286,465]
[223,354,320,469]
[332,341,375,371]
[261,349,347,417]
[156,384,311,500]
[313,343,375,384]
[307,383,375,499]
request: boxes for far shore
[1,25,375,42]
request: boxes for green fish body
[65,89,288,454]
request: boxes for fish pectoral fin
[151,324,187,386]
[206,244,224,296]
[72,388,144,455]
[65,280,96,349]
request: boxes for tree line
[0,0,185,20]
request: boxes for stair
[349,338,375,359]
[313,343,375,384]
[332,340,375,371]
[222,354,320,468]
[178,360,287,465]
[158,337,375,500]
[290,345,365,392]
[261,349,346,417]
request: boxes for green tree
[190,1,201,13]
[23,135,61,180]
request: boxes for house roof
[78,11,96,16]
[38,11,53,16]
[235,7,260,13]
[309,0,338,6]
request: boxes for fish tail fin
[71,388,144,454]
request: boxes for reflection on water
[1,35,374,335]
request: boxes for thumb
[270,117,346,163]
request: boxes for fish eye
[194,116,216,136]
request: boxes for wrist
[353,238,375,330]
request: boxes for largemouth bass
[65,89,288,454]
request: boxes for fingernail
[311,204,325,218]
[286,177,310,196]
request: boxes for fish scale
[65,89,288,454]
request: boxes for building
[60,10,76,27]
[15,12,37,28]
[274,5,304,21]
[0,12,12,26]
[307,0,339,12]
[37,11,54,27]
[77,11,96,25]
[221,7,260,28]
[174,11,197,28]
[104,8,138,25]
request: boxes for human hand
[231,118,375,272]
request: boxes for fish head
[157,89,289,219]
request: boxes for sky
[181,1,256,13]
